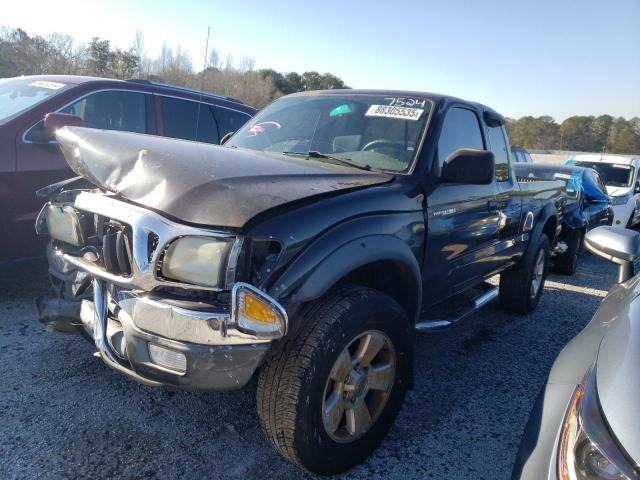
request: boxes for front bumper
[76,281,277,391]
[38,192,287,390]
[511,382,575,479]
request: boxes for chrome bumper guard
[92,279,165,386]
[87,280,285,388]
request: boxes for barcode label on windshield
[365,104,424,121]
[29,80,66,90]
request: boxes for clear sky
[4,0,639,120]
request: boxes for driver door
[422,106,500,307]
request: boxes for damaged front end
[35,124,393,390]
[36,190,288,390]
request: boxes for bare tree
[238,56,255,73]
[0,26,349,110]
[208,48,221,70]
[131,29,145,78]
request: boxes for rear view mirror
[584,226,640,283]
[440,149,494,185]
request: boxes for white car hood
[606,185,632,197]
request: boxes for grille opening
[101,221,133,276]
[147,232,160,262]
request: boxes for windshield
[573,161,635,188]
[0,78,74,124]
[226,94,432,172]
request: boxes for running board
[415,284,499,332]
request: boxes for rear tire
[256,286,412,475]
[499,234,550,313]
[553,229,584,275]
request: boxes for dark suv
[0,75,256,260]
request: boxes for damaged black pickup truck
[36,90,565,475]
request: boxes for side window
[213,106,251,138]
[61,91,146,133]
[195,105,219,144]
[160,97,220,144]
[593,172,608,195]
[524,152,533,163]
[437,107,484,168]
[486,125,510,182]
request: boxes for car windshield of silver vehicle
[226,94,432,172]
[0,78,73,124]
[574,161,635,188]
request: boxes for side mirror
[584,226,640,283]
[634,183,640,194]
[440,148,494,185]
[24,113,84,144]
[44,112,84,134]
[220,131,235,145]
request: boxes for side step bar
[415,285,499,332]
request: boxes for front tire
[256,286,412,475]
[553,229,584,275]
[499,233,550,313]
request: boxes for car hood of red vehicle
[56,127,392,229]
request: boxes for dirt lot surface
[0,253,619,479]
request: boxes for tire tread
[256,285,374,469]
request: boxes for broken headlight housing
[161,236,233,288]
[558,367,639,480]
[42,203,86,246]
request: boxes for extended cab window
[487,125,510,181]
[161,97,220,144]
[437,107,484,168]
[61,90,146,133]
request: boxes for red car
[0,75,256,260]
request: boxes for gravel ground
[0,253,619,480]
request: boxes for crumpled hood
[595,279,640,465]
[56,127,392,229]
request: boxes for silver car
[513,226,640,479]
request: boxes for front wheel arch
[275,235,422,328]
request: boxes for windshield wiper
[282,150,372,171]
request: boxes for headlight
[612,194,632,206]
[44,203,85,246]
[558,367,639,480]
[161,236,233,288]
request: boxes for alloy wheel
[530,249,546,299]
[322,330,396,443]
